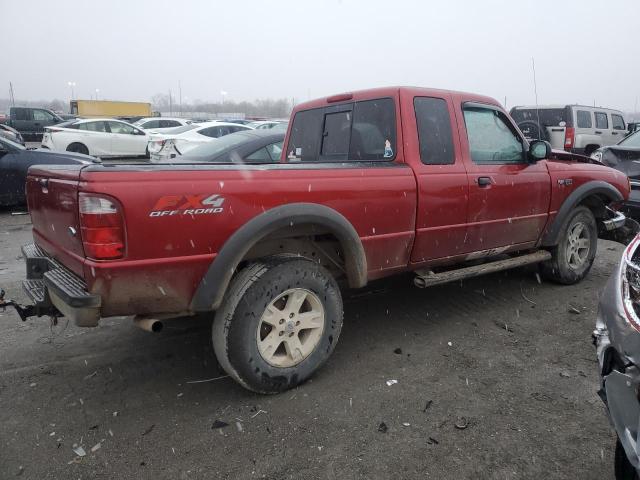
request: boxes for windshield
[510,108,567,127]
[180,131,256,161]
[619,130,640,148]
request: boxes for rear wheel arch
[584,144,601,156]
[541,181,623,247]
[66,142,89,155]
[190,203,367,312]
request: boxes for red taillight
[564,127,575,151]
[47,128,64,133]
[79,194,125,260]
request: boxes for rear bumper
[21,243,101,326]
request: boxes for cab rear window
[287,98,396,162]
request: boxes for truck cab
[6,107,64,142]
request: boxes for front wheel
[212,256,343,394]
[540,206,597,284]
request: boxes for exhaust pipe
[134,317,163,333]
[414,276,427,289]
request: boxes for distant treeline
[0,95,295,119]
[151,93,293,119]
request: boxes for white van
[510,105,626,156]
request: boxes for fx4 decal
[149,194,225,217]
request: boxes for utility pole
[9,82,15,107]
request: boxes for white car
[148,121,252,162]
[133,117,192,132]
[246,120,286,130]
[42,118,150,158]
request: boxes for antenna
[531,57,541,139]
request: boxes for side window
[266,141,283,160]
[321,111,351,158]
[79,121,107,132]
[108,121,136,134]
[414,97,455,165]
[287,98,396,162]
[612,114,625,130]
[13,108,31,121]
[349,98,396,160]
[595,112,609,129]
[287,109,323,161]
[245,147,272,163]
[463,106,525,164]
[576,110,592,129]
[198,127,220,138]
[143,120,161,129]
[161,120,180,128]
[33,110,55,121]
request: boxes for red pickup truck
[3,86,636,393]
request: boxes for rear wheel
[66,142,89,155]
[212,256,343,394]
[540,206,597,284]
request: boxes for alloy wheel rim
[566,221,590,269]
[256,288,325,368]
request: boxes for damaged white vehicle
[595,227,640,479]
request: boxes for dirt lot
[0,209,621,479]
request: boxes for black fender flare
[540,180,623,246]
[190,203,368,312]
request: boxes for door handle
[612,132,619,135]
[595,131,603,134]
[477,176,492,187]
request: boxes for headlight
[622,237,640,332]
[591,150,603,161]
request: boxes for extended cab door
[456,99,551,253]
[402,92,471,262]
[32,109,60,138]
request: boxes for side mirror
[529,140,551,162]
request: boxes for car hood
[605,145,640,159]
[27,148,94,164]
[549,149,603,165]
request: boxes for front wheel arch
[540,181,623,247]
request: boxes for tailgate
[26,164,87,277]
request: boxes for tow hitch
[0,288,56,323]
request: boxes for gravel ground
[0,209,622,479]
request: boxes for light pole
[95,88,100,100]
[220,90,228,106]
[67,81,76,100]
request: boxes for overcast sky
[2,0,639,110]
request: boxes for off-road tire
[540,206,597,284]
[615,438,639,480]
[212,256,343,394]
[66,142,89,155]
